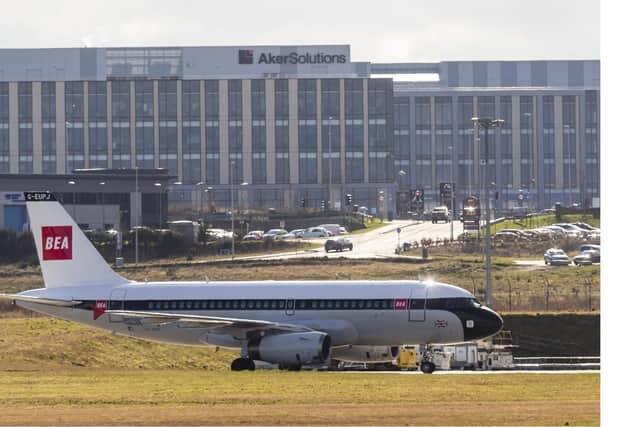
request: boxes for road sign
[396,227,401,234]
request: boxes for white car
[263,229,288,240]
[544,248,570,266]
[301,227,331,238]
[242,230,264,241]
[317,224,341,236]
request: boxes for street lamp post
[135,166,139,264]
[448,145,454,241]
[230,161,235,260]
[472,117,504,308]
[328,115,333,211]
[397,170,406,218]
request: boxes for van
[430,206,449,224]
[317,224,341,236]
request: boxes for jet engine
[247,332,331,365]
[331,345,400,363]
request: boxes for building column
[554,95,563,190]
[153,80,160,168]
[362,79,369,183]
[512,95,521,190]
[106,81,113,168]
[242,79,252,184]
[315,79,322,184]
[219,80,229,185]
[200,80,206,183]
[8,82,18,173]
[130,81,136,168]
[431,96,437,192]
[288,79,299,184]
[32,82,42,174]
[472,96,479,190]
[265,79,276,184]
[55,82,65,173]
[176,80,183,181]
[339,79,346,185]
[83,81,89,168]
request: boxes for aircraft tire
[231,358,255,371]
[420,362,436,374]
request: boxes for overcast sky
[3,0,599,61]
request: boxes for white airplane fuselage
[17,280,501,348]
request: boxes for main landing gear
[420,361,436,374]
[231,358,256,371]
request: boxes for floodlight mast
[471,117,504,307]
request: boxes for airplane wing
[105,310,314,336]
[0,293,83,307]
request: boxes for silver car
[544,248,570,266]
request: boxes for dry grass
[0,256,599,316]
[0,370,600,426]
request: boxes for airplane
[0,192,503,373]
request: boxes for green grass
[0,369,599,425]
[348,220,390,235]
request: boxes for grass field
[0,369,599,426]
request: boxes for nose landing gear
[231,358,256,371]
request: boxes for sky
[2,0,600,62]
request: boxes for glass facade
[135,80,154,169]
[65,81,84,172]
[182,80,201,184]
[88,82,107,168]
[111,80,131,169]
[41,82,56,174]
[0,65,598,214]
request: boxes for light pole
[134,166,139,264]
[65,121,72,174]
[99,181,106,230]
[154,182,162,228]
[472,117,504,308]
[230,161,235,260]
[328,115,333,211]
[397,170,406,218]
[564,124,573,206]
[448,145,455,241]
[67,180,76,221]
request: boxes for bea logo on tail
[42,226,73,260]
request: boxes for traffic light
[345,193,353,206]
[320,200,326,210]
[301,197,306,208]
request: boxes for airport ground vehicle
[325,237,353,252]
[430,206,449,223]
[544,248,570,266]
[1,192,502,373]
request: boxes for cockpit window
[427,297,478,311]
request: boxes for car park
[544,248,570,266]
[325,237,353,252]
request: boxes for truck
[430,206,449,224]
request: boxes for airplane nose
[462,306,504,341]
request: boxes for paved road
[237,220,463,261]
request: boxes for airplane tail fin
[24,192,129,289]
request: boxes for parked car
[317,224,341,236]
[431,206,449,223]
[339,226,348,234]
[544,248,570,266]
[325,237,353,252]
[301,227,331,238]
[573,250,598,266]
[554,223,588,238]
[494,230,522,241]
[263,229,288,240]
[578,244,600,263]
[573,222,599,232]
[242,230,264,241]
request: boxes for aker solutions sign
[238,49,347,65]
